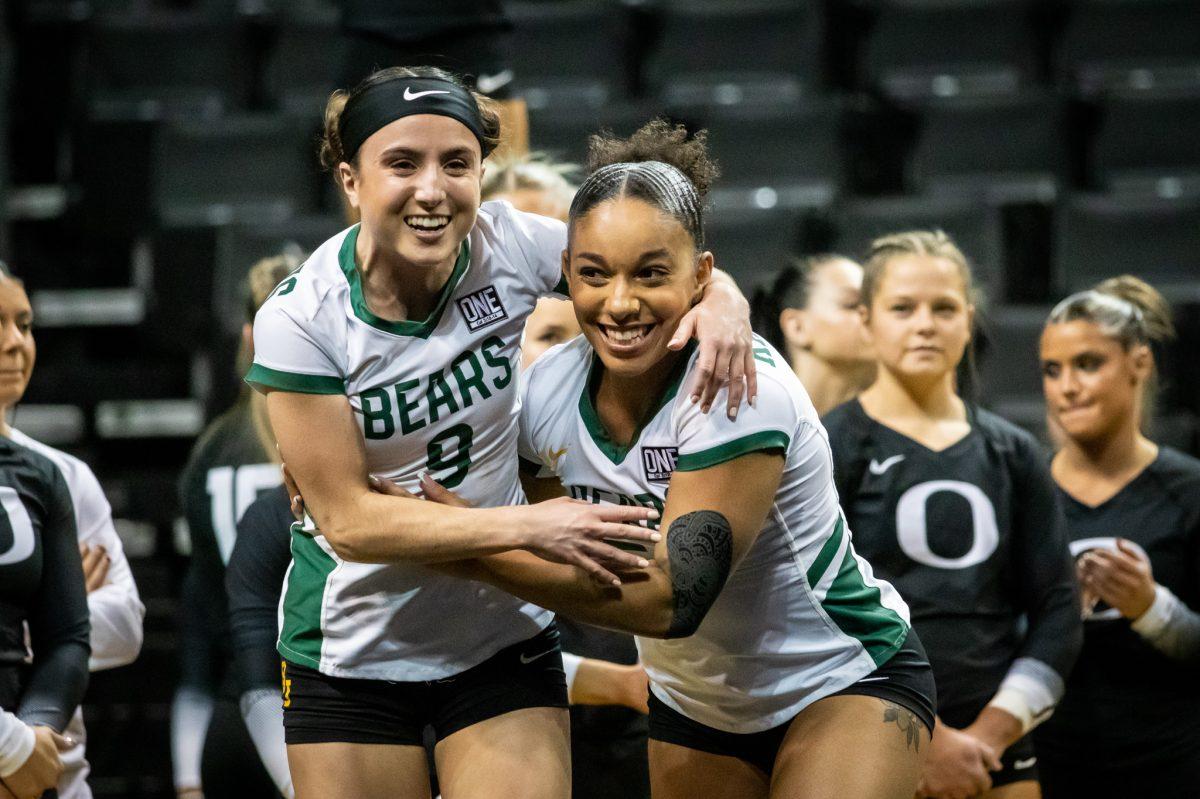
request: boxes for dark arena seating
[1,1,1198,796]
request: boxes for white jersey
[518,336,912,733]
[247,200,565,680]
[8,429,145,799]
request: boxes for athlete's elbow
[321,523,371,562]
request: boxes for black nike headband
[339,77,493,163]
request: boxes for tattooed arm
[442,451,783,638]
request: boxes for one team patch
[457,286,508,331]
[642,446,678,482]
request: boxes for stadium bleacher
[2,1,1199,795]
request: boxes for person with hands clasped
[822,231,1082,799]
[0,264,90,799]
[1034,276,1200,799]
[250,67,753,799]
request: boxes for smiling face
[0,280,35,411]
[863,254,973,384]
[339,113,483,270]
[565,197,711,379]
[1040,319,1148,444]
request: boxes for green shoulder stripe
[246,363,345,395]
[675,430,791,472]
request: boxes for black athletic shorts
[282,624,568,746]
[647,628,936,775]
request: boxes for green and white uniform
[247,200,564,681]
[518,335,912,733]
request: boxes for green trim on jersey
[245,363,346,395]
[339,225,472,338]
[578,342,697,465]
[808,518,909,667]
[278,524,338,670]
[675,430,791,472]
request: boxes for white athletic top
[247,200,564,680]
[8,429,145,799]
[518,336,913,733]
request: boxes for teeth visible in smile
[406,215,450,230]
[602,324,653,343]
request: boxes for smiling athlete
[248,67,755,799]
[396,120,936,799]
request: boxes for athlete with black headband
[248,67,754,798]
[365,120,936,799]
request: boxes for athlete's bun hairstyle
[319,66,502,171]
[585,119,718,200]
[569,119,718,248]
[1093,274,1176,345]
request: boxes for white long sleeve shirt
[9,429,145,799]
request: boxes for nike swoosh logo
[868,455,905,475]
[856,675,890,683]
[404,87,452,101]
[519,648,557,665]
[476,69,514,94]
[1014,757,1037,770]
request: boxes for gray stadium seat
[527,101,659,167]
[704,206,806,288]
[1091,85,1200,196]
[830,195,1007,302]
[648,0,822,107]
[698,99,846,199]
[860,0,1038,101]
[1056,193,1200,301]
[1061,0,1200,95]
[975,304,1051,404]
[86,11,254,116]
[508,0,630,109]
[262,6,345,114]
[907,91,1066,201]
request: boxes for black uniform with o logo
[824,399,1080,787]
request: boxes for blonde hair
[861,229,976,311]
[1047,274,1176,428]
[481,152,577,216]
[242,253,304,461]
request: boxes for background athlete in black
[824,230,1080,799]
[1035,277,1200,799]
[171,257,294,799]
[0,268,90,799]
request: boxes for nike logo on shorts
[404,87,452,101]
[1014,757,1037,770]
[519,648,556,665]
[868,455,905,475]
[857,675,890,683]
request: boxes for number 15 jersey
[247,201,562,681]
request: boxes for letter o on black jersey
[895,480,1000,569]
[0,486,36,565]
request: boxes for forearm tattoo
[883,701,923,753]
[666,510,733,639]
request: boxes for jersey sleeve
[990,433,1083,732]
[19,468,90,731]
[820,402,872,505]
[70,460,145,671]
[673,370,795,472]
[516,354,558,478]
[493,200,570,299]
[227,487,294,693]
[245,292,345,395]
